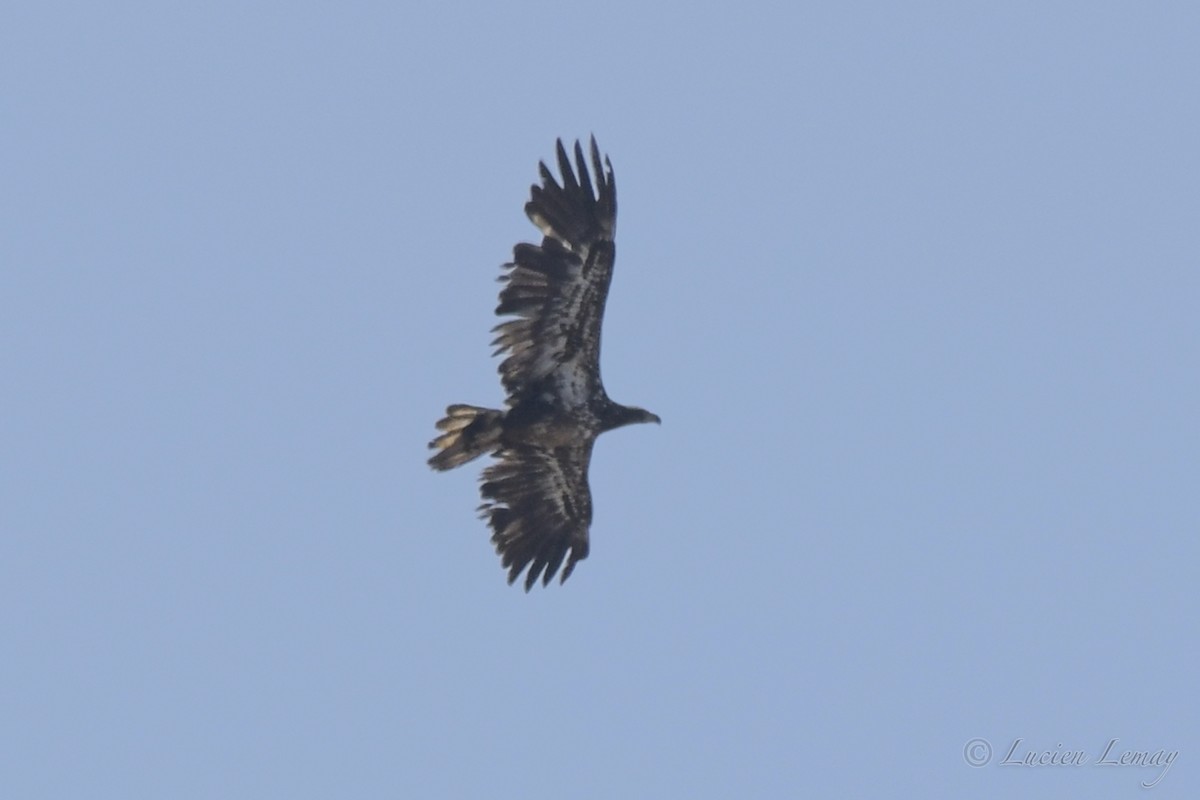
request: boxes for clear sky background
[3,2,1197,797]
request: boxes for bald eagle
[428,137,660,590]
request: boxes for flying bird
[428,137,660,590]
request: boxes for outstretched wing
[478,442,595,590]
[490,137,617,409]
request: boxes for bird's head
[632,407,662,426]
[603,404,661,432]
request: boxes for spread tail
[428,404,504,471]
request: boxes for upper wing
[478,442,595,590]
[490,137,617,408]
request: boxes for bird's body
[428,138,659,590]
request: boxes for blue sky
[3,1,1197,797]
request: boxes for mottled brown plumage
[428,138,659,590]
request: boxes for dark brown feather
[478,444,593,590]
[429,138,656,590]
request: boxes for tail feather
[428,405,504,471]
